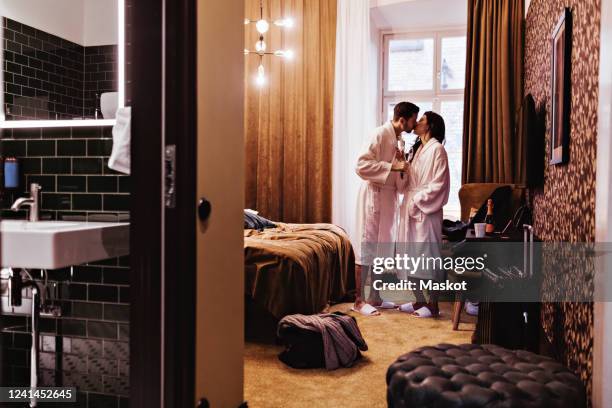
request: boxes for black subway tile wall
[0,126,128,220]
[84,46,119,119]
[2,18,118,120]
[3,17,84,120]
[0,126,130,408]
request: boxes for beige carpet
[244,302,476,408]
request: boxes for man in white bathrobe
[353,102,420,316]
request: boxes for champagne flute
[398,138,406,179]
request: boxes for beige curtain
[462,0,524,184]
[244,0,337,223]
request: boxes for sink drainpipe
[30,286,39,408]
[9,269,41,408]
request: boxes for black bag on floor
[277,312,366,369]
[278,325,326,369]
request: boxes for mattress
[244,223,355,319]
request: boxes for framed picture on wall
[550,8,572,165]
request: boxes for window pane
[440,36,466,90]
[388,38,434,91]
[387,101,432,122]
[440,100,464,212]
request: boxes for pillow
[244,211,277,230]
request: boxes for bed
[244,222,355,320]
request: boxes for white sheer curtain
[332,0,377,250]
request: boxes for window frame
[380,28,467,122]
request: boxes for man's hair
[393,102,420,121]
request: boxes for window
[382,31,466,218]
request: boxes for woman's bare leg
[411,287,428,307]
[428,292,439,316]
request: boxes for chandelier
[244,0,295,87]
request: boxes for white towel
[108,107,131,174]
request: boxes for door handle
[198,198,212,221]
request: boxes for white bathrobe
[397,138,450,281]
[354,121,401,266]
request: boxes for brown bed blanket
[244,223,355,320]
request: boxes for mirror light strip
[117,0,126,109]
[1,119,116,129]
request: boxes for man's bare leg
[354,264,381,314]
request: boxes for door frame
[593,0,612,406]
[195,1,246,406]
[130,0,197,406]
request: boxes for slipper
[399,302,416,313]
[465,301,479,316]
[351,303,380,316]
[413,306,438,318]
[378,301,397,309]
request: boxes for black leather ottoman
[386,344,585,408]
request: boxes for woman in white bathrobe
[352,102,419,316]
[397,111,450,318]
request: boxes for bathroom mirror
[0,0,125,128]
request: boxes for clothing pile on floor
[277,312,368,370]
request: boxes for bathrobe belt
[366,182,396,191]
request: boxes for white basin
[0,220,129,269]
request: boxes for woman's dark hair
[408,111,446,163]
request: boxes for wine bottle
[485,199,494,234]
[468,207,478,224]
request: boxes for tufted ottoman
[386,344,585,408]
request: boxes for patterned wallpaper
[524,0,600,402]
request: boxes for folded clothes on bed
[244,210,277,230]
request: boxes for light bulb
[255,40,267,53]
[274,50,285,57]
[256,65,266,87]
[256,19,270,34]
[244,49,250,55]
[244,19,250,25]
[275,18,294,28]
[284,49,294,60]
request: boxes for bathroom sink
[0,220,129,269]
[2,221,81,231]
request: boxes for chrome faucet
[11,183,42,222]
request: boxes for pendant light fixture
[245,0,295,87]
